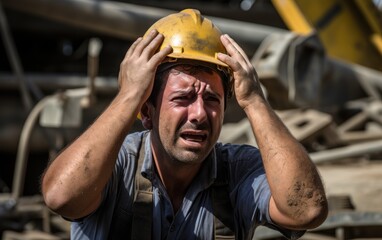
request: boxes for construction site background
[1,0,382,239]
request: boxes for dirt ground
[317,159,382,212]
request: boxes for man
[41,9,328,240]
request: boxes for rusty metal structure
[1,0,382,239]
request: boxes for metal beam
[310,139,382,164]
[2,0,287,56]
[0,73,118,94]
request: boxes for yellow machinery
[272,0,382,72]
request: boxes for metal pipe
[310,139,382,164]
[2,0,287,55]
[0,0,33,111]
[12,94,58,200]
[87,38,103,106]
[2,0,172,39]
[0,74,118,94]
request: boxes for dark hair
[148,63,232,108]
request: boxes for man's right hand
[118,29,172,108]
[41,30,172,220]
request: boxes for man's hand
[42,30,172,220]
[218,34,328,230]
[217,34,265,110]
[118,29,172,106]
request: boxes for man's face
[150,66,225,165]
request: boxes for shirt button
[170,225,176,232]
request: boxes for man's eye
[173,96,190,103]
[174,96,188,101]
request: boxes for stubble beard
[165,134,213,166]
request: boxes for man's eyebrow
[170,88,193,96]
[205,88,222,99]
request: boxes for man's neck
[151,148,202,213]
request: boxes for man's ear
[140,102,153,130]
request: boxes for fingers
[118,29,171,92]
[219,34,252,70]
[124,30,164,60]
[139,30,173,67]
[223,35,247,59]
[141,30,168,60]
[124,37,142,59]
[150,45,173,66]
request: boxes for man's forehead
[166,67,222,85]
[164,69,224,97]
[158,61,221,76]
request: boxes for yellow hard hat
[137,9,232,120]
[144,9,228,70]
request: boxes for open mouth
[180,131,207,142]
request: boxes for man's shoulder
[215,142,261,163]
[121,130,149,154]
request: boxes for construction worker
[41,9,328,239]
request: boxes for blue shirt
[71,131,304,239]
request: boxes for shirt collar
[140,131,218,188]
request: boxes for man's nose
[188,97,207,124]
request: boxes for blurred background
[0,0,382,239]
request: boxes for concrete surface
[317,159,382,212]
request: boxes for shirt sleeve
[219,143,305,239]
[70,132,141,240]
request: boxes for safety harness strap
[131,133,152,240]
[132,133,234,239]
[212,148,235,240]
